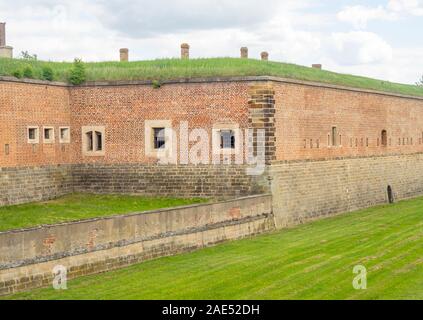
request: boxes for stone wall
[0,164,73,206]
[0,194,274,295]
[72,163,270,198]
[269,153,423,228]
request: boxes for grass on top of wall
[0,193,208,232]
[5,195,423,300]
[1,57,423,97]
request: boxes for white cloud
[329,32,393,65]
[0,0,421,84]
[338,0,423,29]
[337,5,397,29]
[387,0,423,15]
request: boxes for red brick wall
[273,82,423,161]
[0,81,71,168]
[69,82,250,164]
[2,78,423,168]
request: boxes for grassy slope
[7,196,423,300]
[0,193,207,232]
[1,57,423,97]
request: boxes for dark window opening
[153,128,166,149]
[86,132,93,151]
[381,130,387,146]
[4,144,9,155]
[220,130,235,149]
[28,128,37,140]
[95,131,103,151]
[44,128,51,140]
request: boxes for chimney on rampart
[120,48,129,62]
[240,47,248,59]
[261,51,269,61]
[0,22,13,59]
[181,43,190,59]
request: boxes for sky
[0,0,422,84]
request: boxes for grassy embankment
[1,57,423,97]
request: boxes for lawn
[0,193,207,232]
[1,57,423,97]
[6,196,422,300]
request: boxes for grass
[0,193,207,232]
[1,57,423,97]
[6,196,423,300]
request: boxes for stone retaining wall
[0,194,273,295]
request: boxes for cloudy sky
[1,0,422,84]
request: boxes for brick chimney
[312,64,322,70]
[0,22,13,59]
[0,23,5,47]
[261,51,269,61]
[120,48,129,62]
[181,43,190,59]
[240,47,248,59]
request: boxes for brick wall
[0,80,71,168]
[69,81,251,164]
[273,81,423,161]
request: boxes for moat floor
[0,193,207,231]
[6,196,423,300]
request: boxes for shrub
[42,66,54,81]
[152,80,161,89]
[23,65,34,78]
[69,58,86,85]
[12,69,23,79]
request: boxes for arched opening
[387,185,394,204]
[381,130,387,147]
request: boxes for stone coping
[0,193,271,235]
[1,75,423,101]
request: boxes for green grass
[0,193,207,232]
[6,196,423,300]
[1,57,423,97]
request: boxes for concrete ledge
[1,75,423,101]
[0,194,274,295]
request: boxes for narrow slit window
[331,127,337,146]
[86,131,93,151]
[95,131,103,151]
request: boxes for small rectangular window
[153,128,166,149]
[27,127,39,144]
[43,127,55,143]
[59,127,70,143]
[4,144,9,155]
[220,130,235,149]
